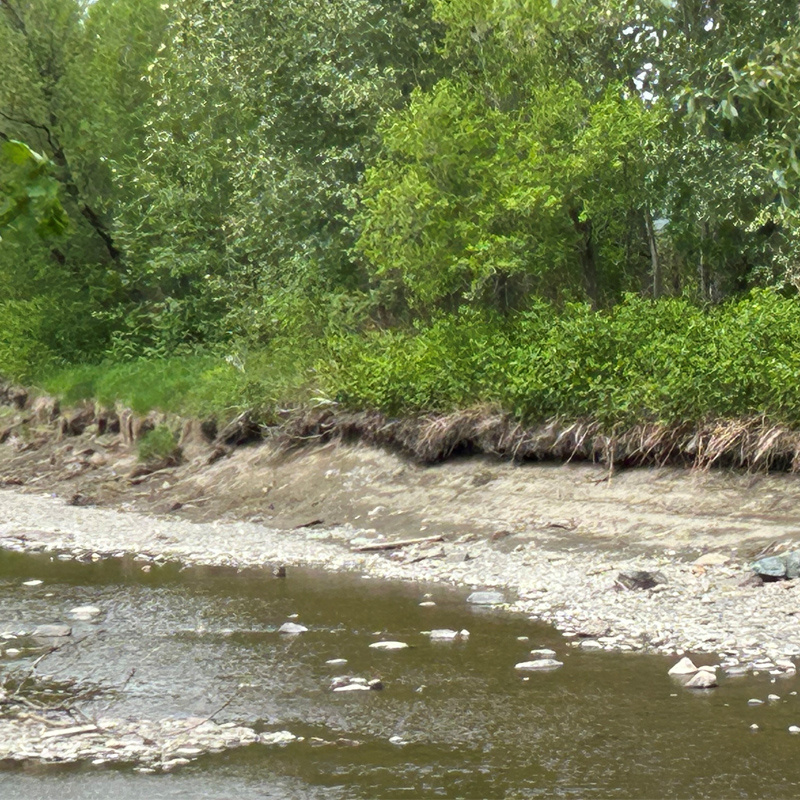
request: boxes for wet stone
[466,591,505,606]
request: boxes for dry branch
[352,535,444,552]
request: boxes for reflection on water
[1,550,800,799]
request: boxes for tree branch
[0,0,27,36]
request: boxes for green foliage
[324,291,800,427]
[137,424,179,463]
[0,140,70,239]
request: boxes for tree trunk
[644,207,661,298]
[569,207,599,308]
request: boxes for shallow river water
[1,549,800,799]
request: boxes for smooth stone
[750,724,760,731]
[790,726,800,734]
[325,659,348,666]
[419,601,436,607]
[668,657,698,676]
[466,591,505,606]
[530,649,557,659]
[768,694,781,702]
[686,670,718,689]
[580,639,603,651]
[515,659,563,671]
[22,580,43,587]
[278,622,308,634]
[369,641,409,651]
[32,624,71,638]
[748,699,765,706]
[388,735,408,746]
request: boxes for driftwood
[352,534,444,552]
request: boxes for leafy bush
[137,425,180,463]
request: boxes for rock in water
[369,641,409,651]
[515,659,563,671]
[686,670,718,689]
[617,570,667,591]
[333,683,371,693]
[668,657,698,676]
[530,649,557,659]
[32,624,72,638]
[429,629,460,641]
[466,591,505,606]
[278,622,308,634]
[259,731,297,745]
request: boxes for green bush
[137,424,180,463]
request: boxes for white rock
[768,694,781,702]
[278,622,308,634]
[750,724,759,731]
[369,641,409,651]
[530,649,557,659]
[789,725,800,734]
[748,699,765,706]
[418,601,436,607]
[333,683,371,692]
[580,640,603,651]
[686,670,718,689]
[388,735,408,746]
[460,629,470,638]
[22,579,43,587]
[668,657,698,676]
[325,659,348,666]
[429,629,459,640]
[515,659,563,671]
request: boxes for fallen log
[352,535,444,552]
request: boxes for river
[1,549,799,799]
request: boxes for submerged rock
[529,648,557,659]
[466,591,504,606]
[32,624,71,638]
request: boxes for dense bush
[34,290,800,432]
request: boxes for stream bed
[1,549,800,799]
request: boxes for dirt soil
[2,399,800,558]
